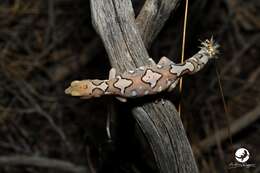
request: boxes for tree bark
[136,0,180,48]
[90,0,198,172]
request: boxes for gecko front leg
[109,68,128,102]
[116,96,127,102]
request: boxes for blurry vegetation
[0,0,259,173]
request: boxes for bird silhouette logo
[235,148,250,163]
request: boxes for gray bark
[136,0,180,48]
[90,0,198,172]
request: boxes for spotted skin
[113,76,133,94]
[141,69,162,88]
[65,38,219,101]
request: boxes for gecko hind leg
[167,78,180,92]
[158,56,174,66]
[148,58,156,66]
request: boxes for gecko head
[200,37,220,59]
[65,80,93,98]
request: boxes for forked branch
[90,0,198,172]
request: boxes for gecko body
[65,38,219,102]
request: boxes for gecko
[65,38,219,102]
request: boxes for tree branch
[136,0,180,48]
[90,0,198,172]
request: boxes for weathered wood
[136,0,180,48]
[90,0,198,172]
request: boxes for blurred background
[0,0,259,172]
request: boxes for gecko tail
[200,37,220,59]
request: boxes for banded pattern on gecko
[65,38,219,102]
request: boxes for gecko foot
[158,56,173,66]
[116,97,127,102]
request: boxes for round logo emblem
[235,148,250,163]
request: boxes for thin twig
[0,155,88,173]
[195,103,260,154]
[178,0,189,113]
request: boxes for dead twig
[195,103,260,154]
[90,0,198,173]
[0,155,88,173]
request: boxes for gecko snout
[65,80,90,97]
